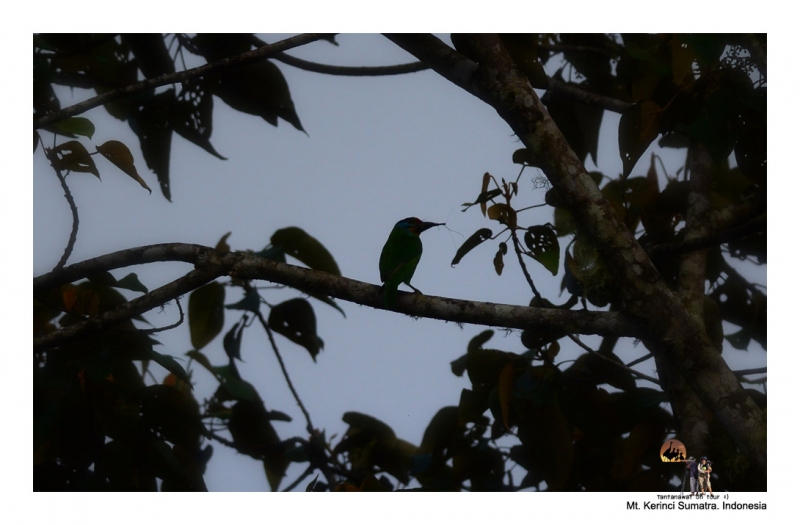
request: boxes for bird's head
[395,217,445,236]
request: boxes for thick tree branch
[384,33,766,476]
[34,243,639,352]
[34,33,329,129]
[663,143,714,458]
[34,242,205,293]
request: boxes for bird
[379,217,444,307]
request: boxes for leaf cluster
[35,33,306,200]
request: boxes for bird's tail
[383,284,397,308]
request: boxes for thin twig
[732,367,766,377]
[43,144,80,271]
[509,228,541,300]
[204,428,237,449]
[568,334,661,386]
[625,352,653,367]
[274,52,429,76]
[256,311,315,434]
[139,297,185,335]
[282,465,316,492]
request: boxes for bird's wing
[380,230,422,284]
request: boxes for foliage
[34,34,766,491]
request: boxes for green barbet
[379,217,444,307]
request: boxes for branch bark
[657,143,714,458]
[384,33,766,476]
[34,243,639,352]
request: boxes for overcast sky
[28,27,782,514]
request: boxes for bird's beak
[418,222,445,233]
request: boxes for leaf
[511,148,542,169]
[122,33,175,79]
[450,354,469,377]
[212,60,305,132]
[451,228,493,266]
[229,399,279,454]
[97,140,152,193]
[225,288,261,313]
[306,292,346,317]
[487,203,516,228]
[524,224,560,275]
[213,365,260,402]
[461,189,503,214]
[130,89,174,200]
[188,282,225,350]
[493,242,506,276]
[571,352,636,392]
[254,245,286,263]
[498,362,515,430]
[51,117,95,139]
[306,475,320,492]
[724,328,751,350]
[457,388,490,425]
[114,273,149,293]
[560,34,614,87]
[215,232,232,254]
[418,406,461,455]
[469,330,494,353]
[543,78,603,164]
[223,316,247,361]
[51,140,100,178]
[670,35,696,86]
[619,100,661,179]
[480,171,492,216]
[514,403,574,491]
[466,348,523,387]
[268,298,324,361]
[271,227,340,276]
[173,80,227,160]
[501,35,549,89]
[186,350,214,372]
[148,349,191,386]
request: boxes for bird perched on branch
[379,217,444,307]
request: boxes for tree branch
[34,243,640,352]
[546,78,632,114]
[733,367,766,377]
[664,143,714,459]
[273,52,429,76]
[44,146,80,271]
[34,33,330,129]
